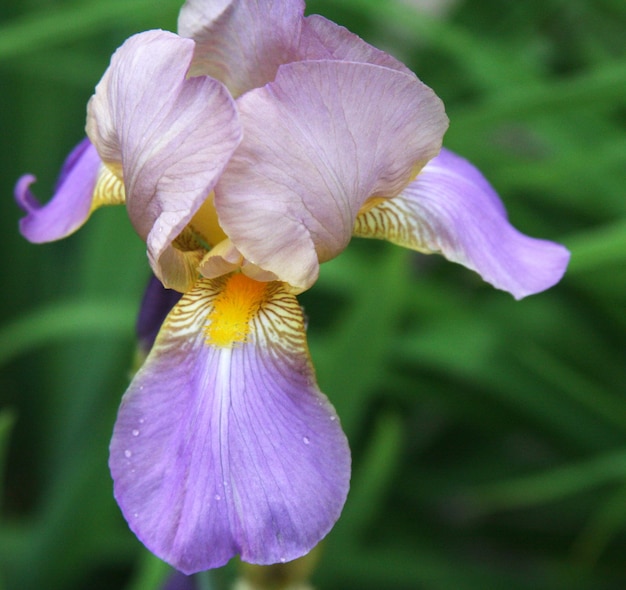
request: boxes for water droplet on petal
[124,450,132,458]
[215,494,221,501]
[139,418,145,424]
[330,416,336,421]
[302,436,310,445]
[280,557,286,563]
[132,429,140,437]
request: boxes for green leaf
[465,448,626,514]
[311,246,411,436]
[0,0,180,62]
[0,410,16,515]
[565,220,626,274]
[342,412,404,534]
[124,551,171,590]
[0,300,136,367]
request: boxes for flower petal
[86,30,242,291]
[15,138,124,243]
[216,60,448,291]
[353,148,570,298]
[298,14,413,74]
[136,275,182,356]
[178,0,305,97]
[110,274,350,572]
[198,239,280,284]
[198,238,243,279]
[162,571,196,590]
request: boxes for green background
[1,0,625,588]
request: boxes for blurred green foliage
[1,0,625,589]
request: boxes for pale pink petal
[86,30,241,291]
[178,0,305,96]
[298,14,413,74]
[198,238,243,278]
[216,60,448,291]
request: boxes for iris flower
[15,0,569,574]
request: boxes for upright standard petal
[298,14,413,74]
[354,148,570,298]
[216,60,448,291]
[110,274,350,572]
[178,0,305,96]
[15,138,124,243]
[86,30,242,291]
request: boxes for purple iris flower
[136,276,183,356]
[15,0,569,575]
[162,571,197,590]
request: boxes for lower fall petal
[353,148,570,299]
[110,274,350,573]
[15,137,124,243]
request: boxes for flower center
[189,192,228,248]
[205,273,269,348]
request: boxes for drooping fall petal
[353,148,570,298]
[178,0,305,97]
[216,60,448,291]
[110,274,350,573]
[86,30,242,291]
[15,138,124,243]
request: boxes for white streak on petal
[110,275,350,572]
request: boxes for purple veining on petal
[110,277,350,572]
[15,138,101,243]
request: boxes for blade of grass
[312,246,411,436]
[0,0,179,62]
[124,551,171,590]
[0,410,16,515]
[341,412,404,535]
[465,448,626,515]
[515,345,626,433]
[0,299,136,367]
[565,220,626,275]
[450,60,626,133]
[571,481,626,568]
